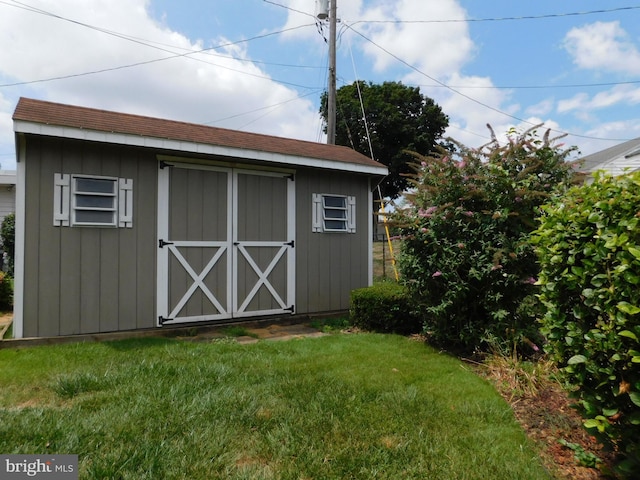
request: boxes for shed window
[312,194,355,233]
[73,176,117,226]
[53,174,133,228]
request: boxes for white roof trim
[625,148,640,159]
[14,120,388,176]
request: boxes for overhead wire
[2,0,638,142]
[416,79,640,90]
[0,27,320,89]
[3,0,638,93]
[347,39,399,280]
[343,22,635,142]
[347,5,640,25]
[261,0,640,23]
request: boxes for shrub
[349,282,420,334]
[1,213,14,275]
[394,126,576,354]
[0,271,12,311]
[533,171,640,477]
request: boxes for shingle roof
[579,136,640,174]
[13,97,386,173]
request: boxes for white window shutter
[347,196,356,233]
[118,178,133,228]
[53,173,70,226]
[312,193,322,232]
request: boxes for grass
[0,334,551,479]
[373,239,400,281]
[221,325,258,338]
[308,316,351,333]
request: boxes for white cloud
[563,21,640,75]
[558,85,640,115]
[0,0,324,169]
[424,73,515,147]
[356,0,474,78]
[526,99,554,117]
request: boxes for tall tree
[320,81,449,200]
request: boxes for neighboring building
[578,137,640,180]
[12,98,387,339]
[0,171,16,224]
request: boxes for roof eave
[14,120,388,176]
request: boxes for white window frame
[53,173,133,228]
[312,193,356,233]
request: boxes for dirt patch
[488,372,617,479]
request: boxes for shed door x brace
[156,161,295,326]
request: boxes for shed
[12,98,387,338]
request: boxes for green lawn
[0,333,551,479]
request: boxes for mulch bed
[500,381,617,479]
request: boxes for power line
[0,0,324,89]
[3,0,637,144]
[204,88,323,126]
[344,23,634,142]
[417,79,640,90]
[0,22,320,89]
[348,5,640,25]
[262,0,317,19]
[260,1,640,24]
[2,0,325,72]
[4,1,637,93]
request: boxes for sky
[1,0,640,171]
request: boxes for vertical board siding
[295,168,370,314]
[32,136,61,337]
[133,155,157,330]
[23,136,157,337]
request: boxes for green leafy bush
[0,271,12,310]
[395,126,576,354]
[349,282,420,334]
[1,212,14,276]
[533,171,640,477]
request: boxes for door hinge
[285,305,295,313]
[285,240,294,247]
[159,160,174,169]
[159,239,174,248]
[158,316,173,325]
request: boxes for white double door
[157,162,295,325]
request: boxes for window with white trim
[53,174,133,228]
[312,194,356,233]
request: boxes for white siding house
[0,171,16,224]
[579,137,640,181]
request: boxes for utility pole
[326,0,337,144]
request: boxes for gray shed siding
[22,136,157,337]
[295,169,370,314]
[21,137,372,337]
